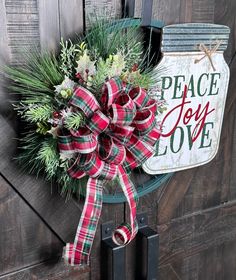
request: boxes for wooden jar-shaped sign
[143,23,230,174]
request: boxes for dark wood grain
[179,0,193,23]
[214,0,236,63]
[158,200,236,279]
[152,0,181,24]
[0,260,90,280]
[0,114,86,242]
[0,175,62,276]
[191,0,215,23]
[158,200,236,265]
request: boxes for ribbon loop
[58,134,74,155]
[110,94,136,126]
[98,135,126,165]
[101,77,123,108]
[61,77,161,267]
[71,128,97,154]
[70,87,101,117]
[86,110,110,135]
[129,87,149,108]
[112,166,138,245]
[133,109,156,136]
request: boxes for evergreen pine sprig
[36,139,60,179]
[4,50,63,102]
[17,131,46,175]
[60,39,78,78]
[24,104,52,123]
[65,112,85,130]
[85,18,143,69]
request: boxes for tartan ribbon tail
[112,166,138,246]
[63,178,103,266]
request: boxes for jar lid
[161,23,230,52]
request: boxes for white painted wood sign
[143,23,230,174]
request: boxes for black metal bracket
[136,213,159,280]
[101,222,126,280]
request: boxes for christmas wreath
[5,18,165,266]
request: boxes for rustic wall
[0,0,235,279]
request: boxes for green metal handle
[103,173,173,204]
[105,17,164,32]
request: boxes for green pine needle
[85,18,143,68]
[60,39,78,78]
[4,50,63,104]
[24,104,52,123]
[36,139,60,179]
[64,112,85,130]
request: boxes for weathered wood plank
[0,259,90,280]
[0,115,84,243]
[152,0,181,24]
[179,0,193,23]
[157,169,196,224]
[214,0,236,63]
[0,1,10,64]
[85,0,122,28]
[191,0,215,23]
[0,1,11,122]
[59,0,84,39]
[5,0,40,65]
[38,0,60,51]
[5,0,38,14]
[158,200,236,267]
[0,175,62,276]
[134,0,181,24]
[159,239,236,280]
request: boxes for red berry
[132,63,138,72]
[76,73,82,79]
[53,111,59,118]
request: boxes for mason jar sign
[143,23,230,174]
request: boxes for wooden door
[0,1,236,279]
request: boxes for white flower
[105,52,126,78]
[76,50,96,80]
[54,76,76,96]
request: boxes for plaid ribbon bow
[58,77,161,266]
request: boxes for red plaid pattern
[112,165,138,245]
[59,77,161,266]
[129,87,149,108]
[101,77,123,108]
[63,178,103,266]
[70,87,101,117]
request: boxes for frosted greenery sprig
[36,139,60,179]
[60,39,78,78]
[64,112,85,130]
[24,104,52,123]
